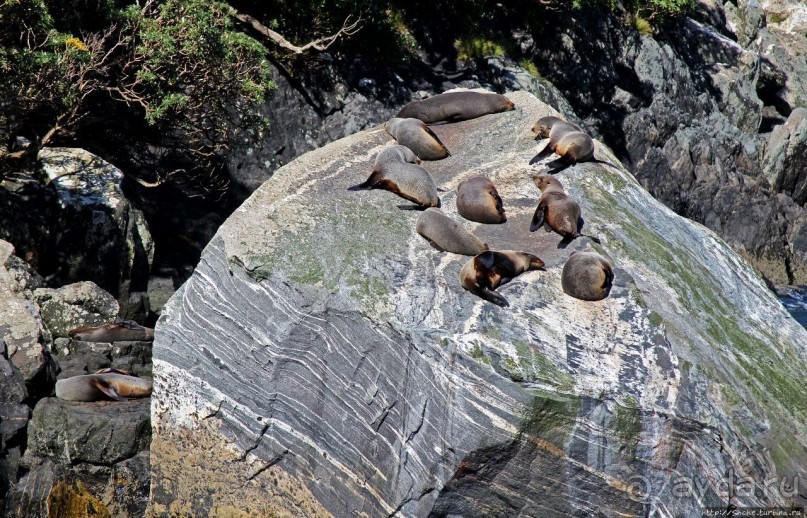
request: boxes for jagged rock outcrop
[520,1,807,285]
[150,91,807,516]
[37,147,154,313]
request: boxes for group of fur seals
[460,251,545,307]
[68,321,155,342]
[397,91,515,124]
[55,368,153,402]
[416,208,488,256]
[385,118,450,160]
[528,116,614,301]
[529,115,618,175]
[531,175,600,248]
[457,176,507,224]
[562,246,613,301]
[349,144,440,208]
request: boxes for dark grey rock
[37,148,154,312]
[26,397,150,466]
[101,451,150,517]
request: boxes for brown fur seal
[416,208,489,255]
[561,246,614,301]
[348,147,440,208]
[460,250,545,307]
[529,116,618,174]
[456,175,506,224]
[530,175,600,247]
[68,322,154,342]
[385,117,450,160]
[531,115,583,139]
[55,370,153,401]
[397,91,515,124]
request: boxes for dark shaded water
[777,286,807,328]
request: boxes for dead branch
[228,7,361,54]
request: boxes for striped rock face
[149,91,807,516]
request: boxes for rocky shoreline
[1,0,806,514]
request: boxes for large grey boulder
[149,91,807,515]
[33,281,119,339]
[38,147,154,312]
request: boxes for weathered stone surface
[4,459,110,518]
[33,281,119,338]
[27,398,151,466]
[150,91,807,515]
[101,451,150,518]
[37,147,154,310]
[0,241,55,386]
[764,108,807,203]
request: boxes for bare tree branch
[228,7,361,54]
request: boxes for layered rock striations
[150,91,807,516]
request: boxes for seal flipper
[479,287,510,307]
[557,235,575,249]
[530,203,546,232]
[592,158,620,170]
[529,142,555,165]
[348,170,384,191]
[92,378,128,402]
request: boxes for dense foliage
[0,0,693,189]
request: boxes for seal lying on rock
[385,117,450,160]
[55,369,153,401]
[561,246,614,301]
[349,146,440,208]
[531,175,600,247]
[397,91,515,124]
[68,321,154,342]
[528,116,618,174]
[460,250,545,307]
[416,208,489,255]
[457,176,506,224]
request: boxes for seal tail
[592,158,620,170]
[529,143,554,165]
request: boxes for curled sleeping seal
[397,91,515,124]
[531,175,600,248]
[456,175,506,224]
[416,208,489,256]
[528,116,618,174]
[385,117,450,160]
[561,246,614,301]
[460,250,545,307]
[348,146,440,208]
[68,321,154,342]
[55,369,153,401]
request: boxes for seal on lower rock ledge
[68,322,155,342]
[460,250,545,307]
[55,369,153,401]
